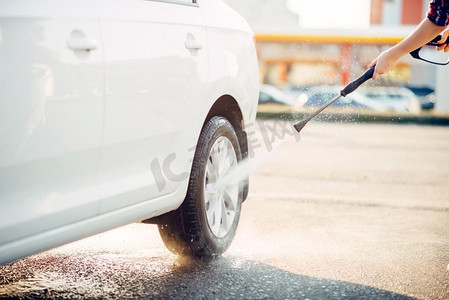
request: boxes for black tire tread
[157,116,242,258]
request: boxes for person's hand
[368,48,401,80]
[436,27,449,52]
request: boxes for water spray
[293,34,449,133]
[293,66,375,133]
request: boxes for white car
[303,86,421,113]
[0,0,259,264]
[259,84,300,108]
[362,87,421,113]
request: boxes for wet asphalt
[0,252,416,300]
[1,122,448,299]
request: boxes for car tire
[158,116,243,258]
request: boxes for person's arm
[369,19,446,80]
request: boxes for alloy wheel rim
[204,136,239,238]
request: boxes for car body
[0,0,259,264]
[361,87,421,113]
[302,86,379,110]
[283,84,311,106]
[258,84,299,108]
[402,85,436,110]
[302,86,420,113]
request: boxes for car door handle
[185,39,203,51]
[67,37,98,51]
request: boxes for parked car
[0,0,259,265]
[402,85,436,110]
[302,86,420,113]
[302,86,380,110]
[283,84,311,105]
[362,87,421,113]
[259,84,300,108]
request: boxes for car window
[149,0,197,6]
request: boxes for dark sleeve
[427,0,449,26]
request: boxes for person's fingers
[368,61,376,79]
[372,65,380,80]
[438,41,449,52]
[436,41,447,51]
[438,29,449,51]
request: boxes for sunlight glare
[286,0,371,29]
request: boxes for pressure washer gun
[410,35,449,65]
[293,35,449,133]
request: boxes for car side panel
[0,1,104,247]
[197,0,259,132]
[92,0,208,213]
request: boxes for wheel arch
[203,95,250,201]
[205,95,242,133]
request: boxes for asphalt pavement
[1,121,448,299]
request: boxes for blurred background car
[259,84,301,108]
[362,87,421,113]
[291,85,421,113]
[402,85,436,110]
[301,86,375,110]
[283,84,311,106]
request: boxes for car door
[0,0,104,245]
[93,0,208,213]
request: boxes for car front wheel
[158,116,243,258]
